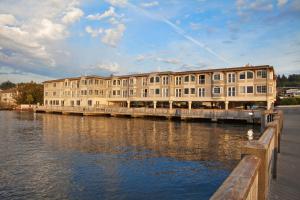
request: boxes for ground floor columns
[127,100,130,108]
[153,101,157,109]
[267,100,272,110]
[225,101,229,110]
[169,101,173,110]
[188,101,192,110]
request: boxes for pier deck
[269,107,300,200]
[34,106,265,123]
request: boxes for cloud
[105,0,128,7]
[85,26,103,37]
[156,57,181,64]
[86,7,116,21]
[277,0,288,7]
[0,0,84,79]
[62,7,84,24]
[101,23,126,47]
[95,62,121,72]
[35,19,67,40]
[0,14,16,26]
[237,0,273,14]
[141,1,159,8]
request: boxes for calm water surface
[0,111,260,200]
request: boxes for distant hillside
[277,74,300,87]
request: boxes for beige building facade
[0,88,17,105]
[43,65,277,110]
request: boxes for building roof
[0,88,17,93]
[43,65,274,83]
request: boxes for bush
[279,97,300,105]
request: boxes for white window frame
[198,88,205,97]
[228,86,236,97]
[227,73,236,83]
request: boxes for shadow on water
[0,111,260,200]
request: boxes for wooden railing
[35,106,263,122]
[210,110,283,200]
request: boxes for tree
[14,82,44,104]
[26,94,34,104]
[0,81,16,90]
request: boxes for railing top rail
[210,155,260,200]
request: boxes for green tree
[26,94,34,104]
[14,82,44,104]
[0,81,16,90]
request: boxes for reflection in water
[0,111,260,200]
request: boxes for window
[89,90,93,95]
[53,83,56,87]
[257,70,267,78]
[162,88,169,97]
[123,90,128,97]
[257,85,267,93]
[247,86,253,93]
[228,87,236,96]
[175,88,182,97]
[155,88,160,95]
[213,73,221,81]
[184,75,189,82]
[150,77,154,83]
[113,80,117,85]
[247,71,253,79]
[190,88,196,94]
[88,79,93,85]
[117,90,121,95]
[142,89,148,97]
[162,76,169,85]
[117,80,121,85]
[198,88,205,97]
[199,75,205,84]
[228,73,236,83]
[184,88,189,94]
[113,90,116,96]
[213,87,221,94]
[95,80,99,85]
[129,89,134,96]
[122,79,128,86]
[155,76,160,83]
[129,78,134,85]
[239,72,246,80]
[239,86,245,94]
[95,90,99,95]
[88,100,92,106]
[191,75,195,82]
[175,76,182,85]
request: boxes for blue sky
[0,0,299,82]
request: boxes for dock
[34,106,267,124]
[269,107,300,200]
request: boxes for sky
[0,0,299,83]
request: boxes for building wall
[43,66,277,109]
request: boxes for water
[0,111,260,200]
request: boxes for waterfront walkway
[269,106,300,200]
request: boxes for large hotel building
[43,65,276,110]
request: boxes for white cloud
[237,0,273,12]
[156,57,181,64]
[277,0,288,7]
[35,19,67,40]
[95,62,121,72]
[62,7,84,24]
[101,23,126,47]
[85,26,103,37]
[0,14,16,26]
[87,7,116,21]
[141,1,159,8]
[105,0,128,7]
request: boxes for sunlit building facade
[43,65,276,110]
